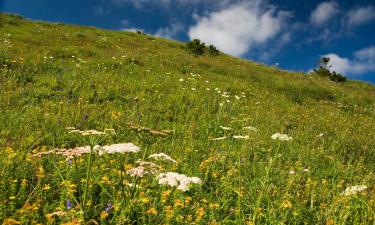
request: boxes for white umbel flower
[220,126,232,130]
[271,133,293,141]
[157,172,202,192]
[233,135,249,139]
[99,143,140,155]
[149,153,177,164]
[341,185,368,196]
[243,126,257,132]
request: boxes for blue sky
[1,0,375,83]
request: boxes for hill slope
[1,14,375,224]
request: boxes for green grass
[0,13,375,224]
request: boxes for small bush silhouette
[208,45,220,56]
[313,57,346,83]
[186,39,205,55]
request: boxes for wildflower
[105,203,112,213]
[235,95,240,100]
[175,199,184,208]
[210,136,227,141]
[317,133,324,137]
[303,168,309,172]
[196,207,205,221]
[43,184,51,191]
[99,143,140,155]
[341,185,368,196]
[209,203,220,209]
[66,199,72,210]
[206,88,210,91]
[179,78,184,82]
[100,211,109,220]
[157,172,202,192]
[149,153,177,164]
[147,207,158,215]
[233,135,249,140]
[289,170,296,175]
[271,133,293,141]
[127,166,146,177]
[80,129,105,136]
[220,126,232,130]
[65,127,76,130]
[191,87,196,91]
[282,200,292,209]
[243,126,257,131]
[104,128,116,135]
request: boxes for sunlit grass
[0,13,374,224]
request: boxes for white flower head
[99,143,140,155]
[220,126,232,130]
[233,135,249,140]
[211,136,227,141]
[149,153,177,164]
[127,166,146,177]
[341,185,368,196]
[243,126,257,132]
[271,133,293,142]
[156,172,202,192]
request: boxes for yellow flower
[147,207,158,215]
[2,218,21,225]
[184,197,192,205]
[43,184,51,191]
[196,207,205,221]
[100,211,109,220]
[282,200,292,209]
[174,199,184,208]
[111,110,122,119]
[209,203,220,209]
[9,196,17,200]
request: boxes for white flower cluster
[157,172,202,192]
[243,126,258,132]
[65,127,116,136]
[149,153,177,164]
[99,143,140,155]
[341,185,368,196]
[233,135,249,140]
[271,133,293,141]
[220,126,232,130]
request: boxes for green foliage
[186,39,205,55]
[313,56,347,83]
[0,13,375,225]
[208,45,220,56]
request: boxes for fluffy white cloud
[346,6,375,27]
[323,46,375,76]
[310,1,339,26]
[154,23,184,39]
[188,1,289,56]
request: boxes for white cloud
[354,46,375,60]
[310,1,339,26]
[188,1,290,56]
[323,46,375,76]
[346,6,375,27]
[154,23,184,39]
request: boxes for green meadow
[0,13,374,224]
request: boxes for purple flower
[67,159,72,166]
[105,202,112,213]
[66,199,72,209]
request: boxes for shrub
[208,45,220,56]
[313,57,347,83]
[186,39,205,55]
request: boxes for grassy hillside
[1,13,375,224]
